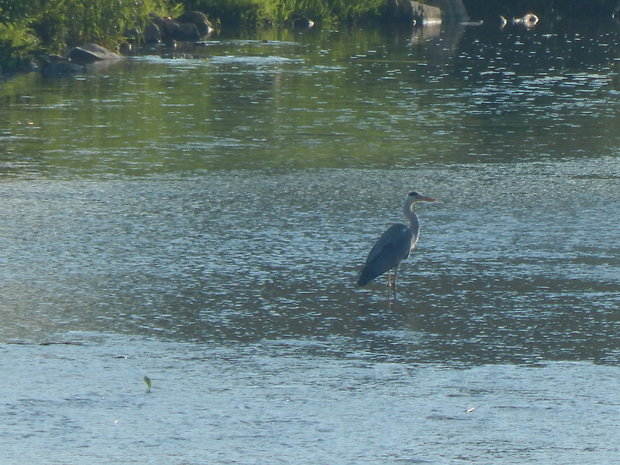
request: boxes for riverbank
[0,0,389,75]
[1,0,620,75]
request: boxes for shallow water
[2,336,619,464]
[1,20,620,464]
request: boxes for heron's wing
[365,223,413,265]
[358,224,414,286]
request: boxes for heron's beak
[419,196,437,202]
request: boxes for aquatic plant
[144,375,152,393]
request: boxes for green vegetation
[144,375,152,393]
[1,0,619,73]
[0,21,39,72]
[184,0,386,26]
[0,0,386,73]
[0,0,173,73]
[0,0,174,49]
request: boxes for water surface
[1,20,619,464]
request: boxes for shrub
[185,0,386,26]
[0,22,39,72]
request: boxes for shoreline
[2,0,619,78]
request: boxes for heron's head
[407,191,436,203]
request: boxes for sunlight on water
[1,20,619,465]
[1,160,618,361]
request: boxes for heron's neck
[403,203,420,235]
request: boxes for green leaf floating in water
[144,375,152,392]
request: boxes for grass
[184,0,387,26]
[0,0,387,73]
[0,21,40,71]
[2,0,615,73]
[0,0,173,56]
[1,0,175,72]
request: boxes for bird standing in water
[358,191,436,297]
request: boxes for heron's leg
[392,267,399,299]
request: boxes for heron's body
[357,192,435,294]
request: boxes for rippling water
[1,20,619,464]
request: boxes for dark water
[1,19,619,464]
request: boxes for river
[1,19,619,464]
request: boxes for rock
[40,44,120,76]
[431,0,469,21]
[387,0,469,23]
[412,1,442,24]
[119,42,133,55]
[67,44,121,64]
[291,15,315,29]
[40,54,83,77]
[512,13,539,28]
[125,28,142,42]
[160,52,196,59]
[144,21,161,43]
[164,20,201,41]
[176,11,214,36]
[387,0,413,21]
[500,13,540,29]
[146,12,213,43]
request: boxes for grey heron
[357,191,436,295]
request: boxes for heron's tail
[357,266,377,287]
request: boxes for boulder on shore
[145,11,214,43]
[176,11,214,36]
[412,1,442,24]
[40,44,120,77]
[144,21,161,44]
[67,43,121,64]
[387,0,469,23]
[40,54,83,77]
